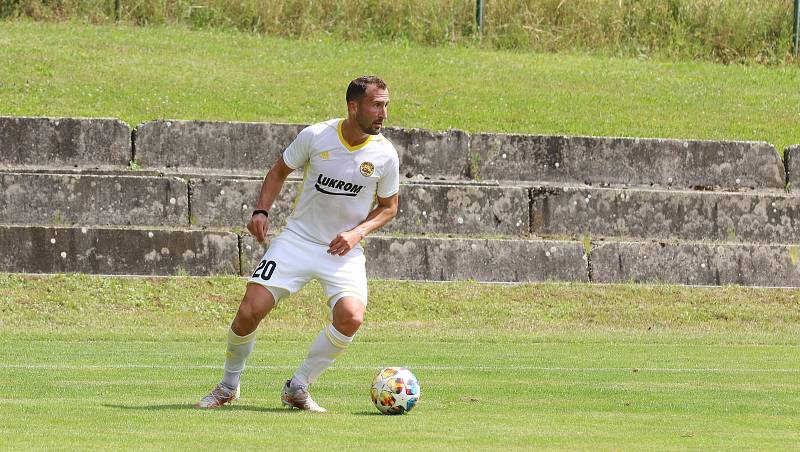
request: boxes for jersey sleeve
[282,127,313,170]
[377,152,400,198]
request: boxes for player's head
[346,76,389,135]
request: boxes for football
[370,367,420,415]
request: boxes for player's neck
[340,118,369,148]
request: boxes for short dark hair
[346,76,387,102]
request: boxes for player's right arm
[247,156,295,243]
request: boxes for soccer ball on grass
[370,367,420,415]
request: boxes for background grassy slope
[1,21,799,150]
[1,0,797,64]
[1,275,799,449]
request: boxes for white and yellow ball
[370,367,420,415]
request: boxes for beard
[357,115,383,135]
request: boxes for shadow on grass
[351,410,384,416]
[104,403,290,413]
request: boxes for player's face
[354,85,389,135]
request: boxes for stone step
[3,225,799,286]
[471,133,786,191]
[591,240,800,287]
[189,176,530,235]
[189,179,800,244]
[4,171,800,243]
[0,117,130,170]
[134,120,471,180]
[530,185,800,244]
[240,235,588,283]
[373,236,586,282]
[3,116,794,191]
[0,172,189,226]
[0,225,239,276]
[0,172,529,235]
[0,225,587,282]
[134,120,304,176]
[133,119,791,190]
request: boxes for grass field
[1,20,799,151]
[2,18,800,450]
[1,274,799,449]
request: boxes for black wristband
[252,209,269,218]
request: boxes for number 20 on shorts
[252,260,276,281]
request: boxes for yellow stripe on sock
[228,328,256,345]
[325,327,349,349]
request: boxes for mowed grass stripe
[1,357,798,449]
[3,359,799,406]
[3,364,800,373]
[2,276,800,448]
[2,340,799,371]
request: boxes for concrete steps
[3,171,797,243]
[4,224,799,286]
[0,225,587,282]
[2,115,800,286]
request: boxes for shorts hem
[327,290,368,307]
[246,280,291,303]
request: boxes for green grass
[2,17,800,450]
[1,274,799,449]
[1,0,796,64]
[1,21,799,151]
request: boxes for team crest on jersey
[360,162,375,177]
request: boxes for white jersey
[282,118,400,245]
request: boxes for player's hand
[327,229,363,256]
[247,213,269,243]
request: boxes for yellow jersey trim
[337,119,371,152]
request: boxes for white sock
[291,324,353,388]
[221,327,256,390]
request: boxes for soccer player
[197,76,399,412]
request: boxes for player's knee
[333,310,363,337]
[347,311,364,331]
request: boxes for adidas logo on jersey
[315,174,364,197]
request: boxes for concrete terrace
[2,116,800,286]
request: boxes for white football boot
[280,380,327,412]
[196,383,240,409]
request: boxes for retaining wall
[2,115,800,287]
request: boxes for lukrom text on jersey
[314,173,365,196]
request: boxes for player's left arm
[326,193,398,256]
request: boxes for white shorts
[247,229,368,307]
